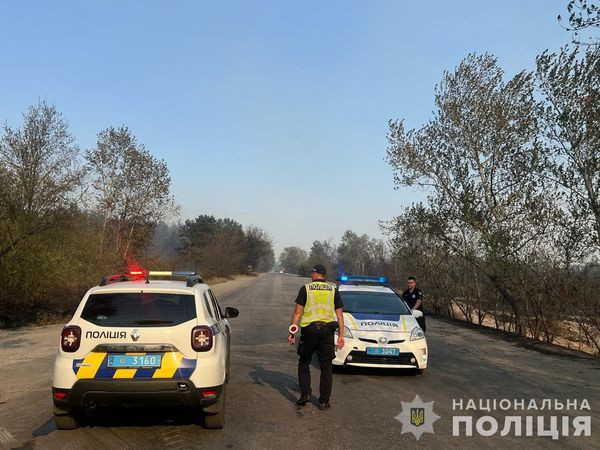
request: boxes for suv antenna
[145,246,150,284]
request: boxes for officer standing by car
[402,276,426,332]
[288,264,344,410]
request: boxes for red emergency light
[127,269,147,280]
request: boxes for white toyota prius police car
[333,276,427,371]
[52,270,238,430]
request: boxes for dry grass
[448,301,599,356]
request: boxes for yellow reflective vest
[300,281,337,327]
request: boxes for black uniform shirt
[295,283,344,309]
[402,288,423,311]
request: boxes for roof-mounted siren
[336,275,388,286]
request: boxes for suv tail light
[200,390,218,399]
[191,326,213,352]
[61,325,82,352]
[53,389,69,400]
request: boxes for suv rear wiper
[134,319,174,325]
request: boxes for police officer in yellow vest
[288,264,344,410]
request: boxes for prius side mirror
[412,309,423,319]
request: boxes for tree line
[385,44,600,354]
[0,102,273,327]
[279,230,392,281]
[176,215,274,278]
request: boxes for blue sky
[0,1,571,256]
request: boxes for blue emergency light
[336,275,388,285]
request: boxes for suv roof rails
[99,274,128,286]
[186,274,203,287]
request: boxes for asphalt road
[0,273,598,449]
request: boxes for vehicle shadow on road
[249,366,299,405]
[333,365,421,378]
[79,407,202,428]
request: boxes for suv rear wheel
[204,386,225,429]
[54,412,80,430]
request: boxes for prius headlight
[336,325,353,339]
[410,326,425,341]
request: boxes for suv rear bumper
[53,379,222,413]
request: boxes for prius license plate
[366,347,400,356]
[107,354,162,368]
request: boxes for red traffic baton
[288,324,299,335]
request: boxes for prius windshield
[340,291,411,315]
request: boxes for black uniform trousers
[297,321,336,403]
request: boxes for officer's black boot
[318,400,331,410]
[296,391,311,406]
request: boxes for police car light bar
[337,275,388,285]
[147,271,202,286]
[100,270,202,286]
[147,271,196,277]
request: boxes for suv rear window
[81,293,196,327]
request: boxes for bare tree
[337,230,377,275]
[244,226,275,272]
[0,100,83,258]
[386,54,554,334]
[537,47,600,257]
[559,0,600,46]
[86,126,179,261]
[306,239,338,277]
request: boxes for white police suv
[52,270,239,429]
[333,276,427,372]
